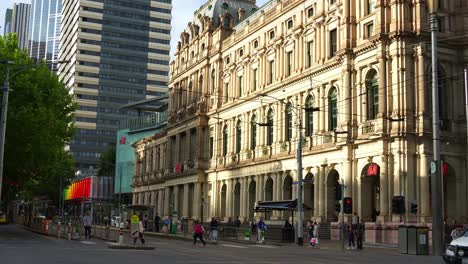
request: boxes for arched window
[285,103,293,141]
[198,76,203,100]
[236,120,242,154]
[224,16,231,28]
[211,69,216,94]
[267,109,274,146]
[251,115,257,150]
[223,82,229,103]
[367,70,379,120]
[222,125,228,156]
[329,88,338,131]
[188,81,193,102]
[305,96,314,136]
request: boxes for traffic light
[392,196,405,214]
[335,183,342,201]
[411,202,418,214]
[335,202,341,213]
[343,197,352,214]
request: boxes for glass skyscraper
[4,8,13,35]
[59,0,172,176]
[29,0,62,71]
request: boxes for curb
[107,244,155,250]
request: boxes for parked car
[111,216,121,227]
[444,231,468,264]
[0,212,8,224]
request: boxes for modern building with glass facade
[29,0,62,71]
[58,0,172,176]
[11,3,31,50]
[3,8,13,35]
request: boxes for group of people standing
[347,213,363,250]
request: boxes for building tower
[58,0,172,175]
[3,8,13,35]
[11,3,31,50]
[29,0,62,71]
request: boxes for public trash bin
[399,225,408,254]
[170,223,177,234]
[407,226,429,255]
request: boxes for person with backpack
[257,217,267,244]
[193,220,206,246]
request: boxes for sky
[0,0,270,57]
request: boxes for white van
[444,232,468,264]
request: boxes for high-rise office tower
[29,0,62,71]
[3,8,13,35]
[59,0,172,175]
[11,3,31,50]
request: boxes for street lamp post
[0,61,13,210]
[428,0,444,256]
[296,105,304,246]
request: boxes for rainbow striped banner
[63,178,92,201]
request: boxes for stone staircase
[318,223,331,240]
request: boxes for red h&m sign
[367,163,379,177]
[119,137,127,144]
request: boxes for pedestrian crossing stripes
[221,244,247,249]
[80,241,96,245]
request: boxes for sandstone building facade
[132,0,468,241]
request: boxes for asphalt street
[0,225,444,264]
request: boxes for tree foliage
[98,145,116,177]
[0,34,76,206]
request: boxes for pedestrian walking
[133,214,146,245]
[82,211,92,240]
[313,221,318,239]
[209,218,219,240]
[250,218,257,235]
[193,220,206,246]
[257,217,267,244]
[154,213,161,233]
[235,216,241,228]
[352,212,360,230]
[356,224,363,250]
[347,226,355,249]
[284,220,292,229]
[143,214,148,230]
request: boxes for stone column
[244,177,250,220]
[313,167,320,217]
[164,188,170,216]
[419,153,430,220]
[344,159,352,197]
[378,54,387,118]
[291,171,298,200]
[194,182,202,220]
[258,174,265,201]
[417,51,426,115]
[320,86,326,132]
[226,179,233,218]
[319,166,326,218]
[173,185,180,217]
[255,175,261,203]
[183,184,190,218]
[379,155,389,220]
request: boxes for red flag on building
[119,137,126,144]
[175,162,183,174]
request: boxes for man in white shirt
[83,211,92,239]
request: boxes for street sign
[430,161,437,174]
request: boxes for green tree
[0,34,76,205]
[98,145,116,177]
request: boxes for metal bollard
[105,224,110,241]
[68,223,72,240]
[118,226,124,245]
[57,222,61,240]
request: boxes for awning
[254,199,312,212]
